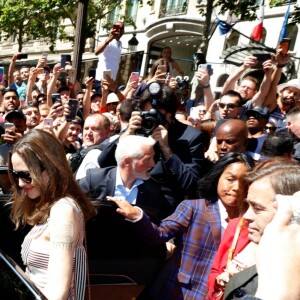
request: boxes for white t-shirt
[95,39,122,81]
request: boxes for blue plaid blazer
[135,198,221,300]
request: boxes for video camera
[136,82,166,136]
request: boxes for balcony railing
[159,3,188,18]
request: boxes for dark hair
[3,88,19,99]
[139,84,178,117]
[197,152,254,203]
[91,93,102,101]
[245,159,300,196]
[119,98,138,122]
[9,129,94,228]
[261,131,293,158]
[220,90,243,107]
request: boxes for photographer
[120,82,211,209]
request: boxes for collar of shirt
[218,199,229,236]
[114,167,143,205]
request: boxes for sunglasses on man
[218,103,239,109]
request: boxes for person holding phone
[94,21,124,93]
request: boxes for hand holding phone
[113,24,121,33]
[17,53,28,60]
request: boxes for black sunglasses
[247,113,265,119]
[10,170,32,184]
[265,126,277,131]
[219,103,239,109]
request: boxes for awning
[220,42,276,66]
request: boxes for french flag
[251,0,264,42]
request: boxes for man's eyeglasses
[219,103,239,109]
[10,170,32,184]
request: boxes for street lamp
[128,33,139,52]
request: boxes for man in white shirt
[94,21,124,93]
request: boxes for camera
[136,82,166,136]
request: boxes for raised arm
[222,56,257,94]
[194,69,214,110]
[8,53,19,87]
[25,67,38,103]
[82,77,94,121]
[262,51,290,111]
[47,64,63,107]
[251,59,274,107]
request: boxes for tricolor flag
[251,0,264,42]
[216,17,235,35]
[279,0,291,42]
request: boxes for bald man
[206,119,249,161]
[216,119,249,158]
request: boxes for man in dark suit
[98,83,211,210]
[79,135,170,289]
[224,162,300,299]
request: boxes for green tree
[0,0,139,52]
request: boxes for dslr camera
[136,82,165,136]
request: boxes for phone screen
[67,99,79,121]
[113,24,121,32]
[44,118,53,128]
[157,65,167,73]
[52,93,61,104]
[4,123,14,131]
[89,69,96,79]
[103,70,112,80]
[130,72,139,89]
[61,54,71,68]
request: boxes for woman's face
[11,153,48,199]
[217,162,248,209]
[161,48,172,59]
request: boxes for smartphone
[113,24,121,33]
[157,65,167,73]
[198,64,208,71]
[254,53,270,62]
[189,107,200,120]
[88,69,96,79]
[280,38,291,55]
[41,52,48,58]
[103,69,112,80]
[4,123,14,131]
[17,53,28,59]
[68,68,76,84]
[130,72,139,89]
[43,118,53,128]
[66,99,79,121]
[36,68,44,75]
[0,67,4,82]
[61,54,71,68]
[52,93,61,104]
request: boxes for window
[126,0,139,22]
[159,0,188,18]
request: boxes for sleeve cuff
[125,206,143,223]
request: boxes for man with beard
[2,89,20,114]
[286,106,300,163]
[62,117,82,155]
[20,102,41,131]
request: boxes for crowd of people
[1,20,300,300]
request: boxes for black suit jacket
[98,120,212,210]
[224,265,258,299]
[79,167,168,284]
